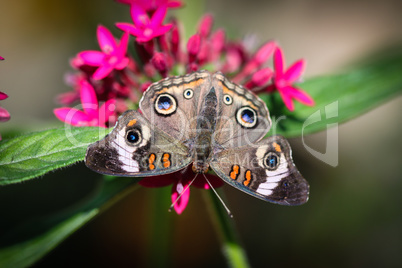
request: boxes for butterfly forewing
[210,135,309,205]
[85,110,192,177]
[139,71,212,143]
[212,72,272,148]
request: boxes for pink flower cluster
[0,56,10,140]
[54,1,315,214]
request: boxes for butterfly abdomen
[193,86,218,173]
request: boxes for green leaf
[0,127,110,185]
[261,47,402,137]
[0,175,139,268]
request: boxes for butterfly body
[86,71,309,205]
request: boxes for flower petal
[97,25,117,53]
[152,24,173,37]
[198,14,214,38]
[79,80,99,117]
[130,4,149,27]
[284,59,305,83]
[117,32,129,58]
[78,51,105,66]
[116,23,142,36]
[286,86,315,106]
[92,64,115,80]
[54,108,91,126]
[150,5,168,28]
[278,88,295,111]
[0,92,8,100]
[0,107,10,122]
[171,179,190,214]
[254,41,276,65]
[274,47,285,76]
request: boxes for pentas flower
[54,80,116,127]
[77,25,129,80]
[139,166,224,214]
[116,0,182,13]
[0,92,10,123]
[0,56,10,141]
[266,47,314,111]
[116,5,172,43]
[55,3,315,213]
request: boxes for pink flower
[78,25,129,80]
[54,80,116,127]
[116,5,172,43]
[116,0,182,12]
[0,92,10,123]
[233,41,277,83]
[0,91,10,141]
[139,166,224,214]
[270,47,314,111]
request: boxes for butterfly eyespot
[236,106,257,128]
[183,88,194,99]
[126,129,142,145]
[223,94,233,105]
[155,94,177,116]
[264,152,279,170]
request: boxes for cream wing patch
[255,145,289,196]
[111,124,152,173]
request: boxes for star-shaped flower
[78,25,129,80]
[54,80,116,127]
[270,47,314,111]
[139,166,224,214]
[116,5,172,43]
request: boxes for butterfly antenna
[203,174,233,218]
[168,174,198,212]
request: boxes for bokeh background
[1,0,402,267]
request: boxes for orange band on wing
[244,170,252,186]
[162,153,171,168]
[148,153,156,170]
[229,165,240,180]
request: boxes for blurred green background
[0,0,402,267]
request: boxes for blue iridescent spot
[158,96,172,110]
[127,130,140,144]
[266,154,278,169]
[241,109,255,123]
[225,96,230,102]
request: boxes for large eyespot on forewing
[236,106,258,128]
[154,93,177,116]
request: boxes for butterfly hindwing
[210,135,309,205]
[85,110,192,177]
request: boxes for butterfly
[85,70,309,205]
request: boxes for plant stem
[148,187,174,268]
[204,189,250,268]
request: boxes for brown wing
[85,110,192,177]
[210,135,309,205]
[211,72,271,148]
[139,71,212,144]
